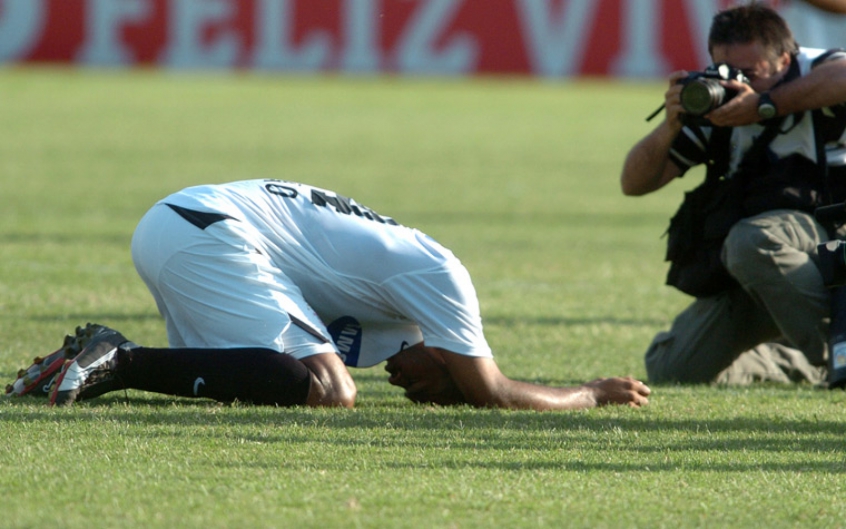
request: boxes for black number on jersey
[264,181,398,225]
[310,189,397,225]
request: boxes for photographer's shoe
[5,323,108,398]
[49,324,136,406]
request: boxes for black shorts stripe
[288,314,331,344]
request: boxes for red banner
[0,0,816,78]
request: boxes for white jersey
[157,179,492,367]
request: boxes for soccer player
[37,179,649,410]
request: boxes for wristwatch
[757,92,778,120]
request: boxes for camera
[677,63,749,126]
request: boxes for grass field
[1,67,844,528]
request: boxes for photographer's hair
[708,2,798,61]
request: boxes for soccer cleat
[5,349,68,398]
[49,324,135,407]
[5,323,108,398]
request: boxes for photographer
[621,3,846,384]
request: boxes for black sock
[118,347,312,406]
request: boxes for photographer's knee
[722,220,767,280]
[645,331,716,384]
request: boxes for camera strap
[712,116,787,185]
[704,126,732,182]
[812,109,833,196]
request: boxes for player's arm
[387,346,650,410]
[620,71,687,196]
[438,351,650,410]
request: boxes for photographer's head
[707,3,796,92]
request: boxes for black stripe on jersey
[166,203,236,230]
[811,48,846,68]
[669,125,710,175]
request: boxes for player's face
[711,41,790,93]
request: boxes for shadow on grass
[3,386,844,475]
[3,402,843,473]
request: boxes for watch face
[758,104,776,119]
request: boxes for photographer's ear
[774,51,791,73]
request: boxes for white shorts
[130,204,337,360]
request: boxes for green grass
[1,67,844,528]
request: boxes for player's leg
[50,333,313,406]
[300,353,357,407]
[121,344,315,406]
[48,322,355,407]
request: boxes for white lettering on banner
[685,0,719,67]
[341,0,379,73]
[77,0,151,66]
[611,0,668,77]
[395,0,477,75]
[160,0,241,68]
[253,0,330,71]
[516,0,598,78]
[0,0,44,61]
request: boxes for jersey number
[264,181,398,225]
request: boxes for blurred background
[2,0,844,78]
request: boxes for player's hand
[583,376,651,408]
[385,345,466,405]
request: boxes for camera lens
[680,79,726,116]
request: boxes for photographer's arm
[710,56,846,127]
[802,0,846,14]
[621,72,687,196]
[769,58,846,116]
[621,121,684,196]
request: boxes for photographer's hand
[664,70,689,134]
[706,80,761,127]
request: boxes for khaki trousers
[645,210,831,385]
